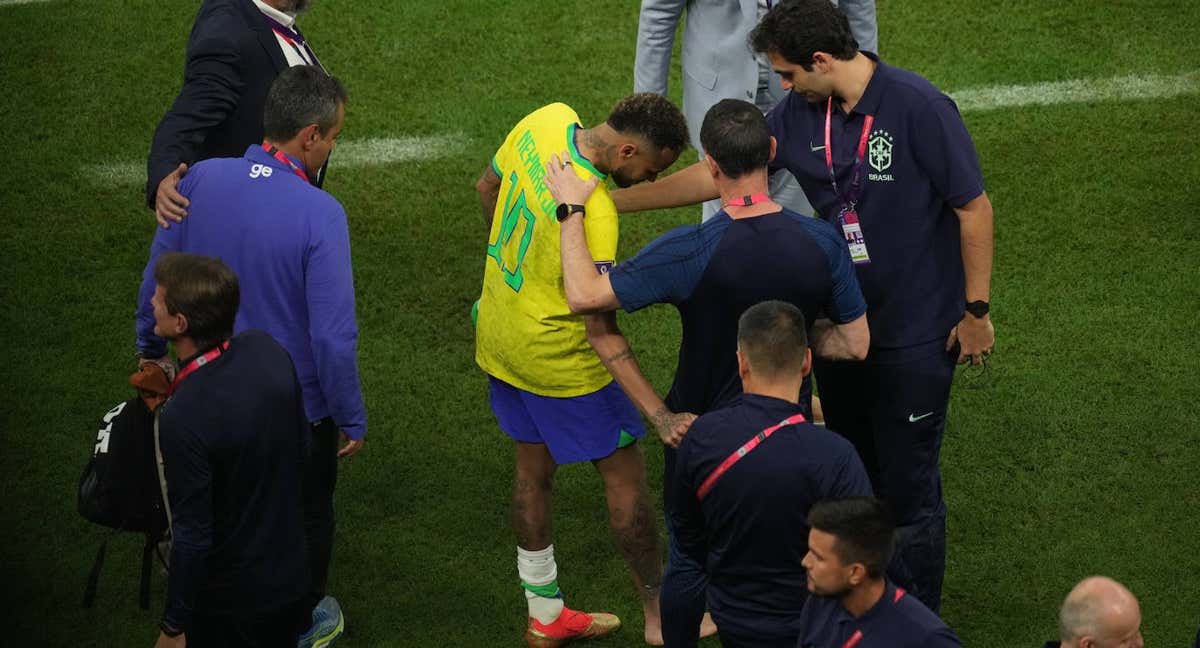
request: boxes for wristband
[555,203,586,222]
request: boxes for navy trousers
[814,348,956,613]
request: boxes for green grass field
[2,0,1198,646]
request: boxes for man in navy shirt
[670,301,872,647]
[149,253,310,647]
[136,65,360,646]
[796,498,961,648]
[612,0,996,612]
[543,97,869,646]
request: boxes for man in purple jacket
[136,65,361,648]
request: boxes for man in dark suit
[147,0,325,227]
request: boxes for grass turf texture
[1,0,1198,645]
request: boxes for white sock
[518,545,564,623]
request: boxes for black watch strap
[965,300,990,318]
[556,203,586,222]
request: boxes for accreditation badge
[838,207,871,265]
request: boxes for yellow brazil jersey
[475,103,618,397]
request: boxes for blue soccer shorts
[488,376,646,464]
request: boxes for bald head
[1058,577,1143,648]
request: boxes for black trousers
[814,349,956,613]
[304,418,339,612]
[188,598,309,648]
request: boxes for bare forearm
[590,333,666,420]
[958,196,994,302]
[611,160,718,213]
[560,214,616,313]
[810,317,869,361]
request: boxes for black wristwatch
[965,300,990,318]
[556,203,586,222]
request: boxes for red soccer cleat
[525,607,621,647]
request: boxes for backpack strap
[139,536,154,610]
[82,533,112,608]
[153,411,173,565]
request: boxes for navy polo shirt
[159,331,310,631]
[669,394,872,641]
[796,581,962,648]
[609,209,866,418]
[767,52,985,361]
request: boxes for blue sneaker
[298,596,345,648]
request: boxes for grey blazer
[634,0,878,151]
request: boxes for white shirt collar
[252,0,296,29]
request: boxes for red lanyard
[168,340,230,396]
[696,413,806,500]
[261,14,325,72]
[262,144,310,183]
[824,98,874,209]
[840,587,907,648]
[725,193,770,207]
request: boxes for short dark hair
[737,300,808,378]
[808,498,895,578]
[750,0,859,71]
[154,253,240,351]
[263,65,348,142]
[700,99,771,179]
[606,93,690,154]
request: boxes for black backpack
[78,397,170,610]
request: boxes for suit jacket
[145,0,289,207]
[634,0,878,151]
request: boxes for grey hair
[262,66,347,142]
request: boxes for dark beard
[611,169,634,188]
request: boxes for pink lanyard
[262,144,310,183]
[696,413,807,500]
[840,587,907,648]
[168,340,229,396]
[824,98,874,210]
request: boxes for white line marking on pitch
[83,71,1199,184]
[952,71,1199,112]
[0,0,55,6]
[83,134,469,186]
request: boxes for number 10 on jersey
[487,171,535,292]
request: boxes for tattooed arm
[584,312,695,447]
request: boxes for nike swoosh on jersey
[908,412,934,423]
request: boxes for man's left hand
[338,432,364,459]
[154,631,185,648]
[544,153,599,206]
[946,314,994,365]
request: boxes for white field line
[83,71,1199,184]
[0,0,55,6]
[951,71,1199,112]
[83,134,469,186]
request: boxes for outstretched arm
[584,312,695,448]
[611,160,718,213]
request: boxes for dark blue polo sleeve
[793,215,868,324]
[833,443,873,498]
[609,222,723,312]
[766,92,799,175]
[910,96,984,209]
[668,433,709,568]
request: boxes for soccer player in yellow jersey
[474,94,689,647]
